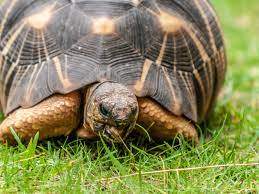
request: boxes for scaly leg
[137,98,198,143]
[0,92,81,145]
[76,123,98,139]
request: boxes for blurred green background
[216,0,259,104]
[0,0,258,193]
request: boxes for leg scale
[137,98,198,142]
[0,92,81,144]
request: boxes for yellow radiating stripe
[156,33,168,65]
[194,0,216,100]
[41,31,50,60]
[134,59,153,95]
[202,0,226,74]
[194,0,216,81]
[181,29,207,112]
[53,56,72,89]
[24,30,46,104]
[193,69,206,98]
[195,0,227,114]
[7,65,29,108]
[202,62,211,91]
[64,54,69,82]
[219,47,227,73]
[201,0,224,36]
[179,71,196,117]
[2,21,26,56]
[183,26,209,63]
[23,30,42,104]
[27,63,46,101]
[194,0,217,53]
[0,0,18,37]
[182,26,211,115]
[24,63,40,103]
[146,3,210,114]
[162,67,181,114]
[3,27,29,97]
[156,33,181,113]
[146,4,209,63]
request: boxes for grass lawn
[0,0,258,193]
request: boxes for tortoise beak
[104,125,126,143]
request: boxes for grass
[0,0,258,193]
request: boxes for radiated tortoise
[0,0,227,144]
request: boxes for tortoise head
[85,82,139,143]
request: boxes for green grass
[0,0,258,193]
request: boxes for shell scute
[0,0,226,122]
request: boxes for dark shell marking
[0,0,226,123]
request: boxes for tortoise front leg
[76,123,98,140]
[0,92,81,145]
[137,98,198,143]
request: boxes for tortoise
[0,0,226,144]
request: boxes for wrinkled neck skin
[84,81,139,142]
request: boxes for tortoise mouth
[90,117,133,142]
[102,123,132,143]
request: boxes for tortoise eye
[99,104,110,117]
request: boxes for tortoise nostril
[113,110,128,121]
[115,119,126,127]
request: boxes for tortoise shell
[0,0,226,123]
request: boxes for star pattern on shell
[0,0,226,123]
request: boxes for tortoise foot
[137,98,198,143]
[0,92,81,145]
[76,124,98,140]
